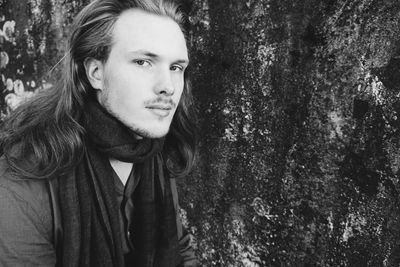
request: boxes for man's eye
[170,65,183,72]
[134,60,151,67]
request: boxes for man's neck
[109,158,133,186]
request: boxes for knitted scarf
[58,100,181,266]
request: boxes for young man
[0,0,198,266]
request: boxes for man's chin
[130,127,170,140]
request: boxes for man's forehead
[111,8,188,61]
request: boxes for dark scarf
[59,100,181,266]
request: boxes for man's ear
[84,58,104,90]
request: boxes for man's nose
[155,69,174,96]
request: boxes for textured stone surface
[185,1,400,266]
[1,0,400,266]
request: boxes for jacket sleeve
[170,178,200,267]
[178,225,199,267]
[0,184,56,266]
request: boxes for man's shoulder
[0,156,56,266]
[0,155,53,220]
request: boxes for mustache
[144,96,177,108]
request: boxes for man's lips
[146,103,174,117]
[146,104,173,110]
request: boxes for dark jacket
[0,156,198,266]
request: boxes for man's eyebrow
[174,59,190,65]
[129,50,159,58]
[129,49,189,64]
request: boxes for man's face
[94,9,188,138]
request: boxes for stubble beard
[127,123,170,139]
[97,86,172,139]
[100,101,170,140]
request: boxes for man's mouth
[146,104,173,110]
[145,97,176,118]
[146,104,173,117]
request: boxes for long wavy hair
[0,0,197,179]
